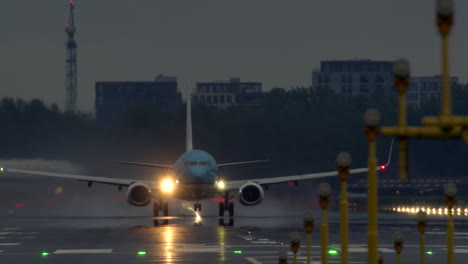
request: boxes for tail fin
[186,89,193,152]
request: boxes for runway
[0,213,467,263]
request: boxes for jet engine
[239,182,264,206]
[126,182,152,206]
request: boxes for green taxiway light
[137,251,147,256]
[0,167,4,172]
[234,250,242,254]
[328,249,339,256]
[41,252,49,256]
[426,251,434,255]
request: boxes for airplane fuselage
[172,149,219,201]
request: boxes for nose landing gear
[194,202,202,212]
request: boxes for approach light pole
[365,108,380,264]
[337,152,351,264]
[436,0,454,120]
[318,183,330,264]
[290,232,301,264]
[303,210,314,264]
[393,58,410,181]
[393,231,404,264]
[417,210,427,264]
[279,250,288,264]
[444,182,457,264]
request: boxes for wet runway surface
[0,213,467,263]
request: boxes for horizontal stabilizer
[218,160,269,167]
[110,161,174,169]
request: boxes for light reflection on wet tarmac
[0,214,467,263]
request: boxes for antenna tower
[65,0,77,112]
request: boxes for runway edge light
[426,250,434,255]
[234,250,242,254]
[41,252,49,256]
[137,251,147,256]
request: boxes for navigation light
[137,251,147,256]
[328,249,339,256]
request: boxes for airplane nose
[190,166,208,177]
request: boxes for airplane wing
[224,138,394,190]
[218,160,269,167]
[110,160,174,169]
[0,167,154,187]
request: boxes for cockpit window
[184,161,212,166]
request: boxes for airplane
[0,95,393,219]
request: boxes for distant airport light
[426,250,434,255]
[217,181,225,190]
[161,179,175,193]
[137,251,147,256]
[234,250,242,254]
[41,252,49,256]
[328,249,339,256]
[0,167,3,171]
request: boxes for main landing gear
[219,191,234,218]
[153,199,169,226]
[153,200,169,217]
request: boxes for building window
[213,96,218,104]
[220,96,225,104]
[207,96,212,104]
[227,96,232,103]
[193,95,198,102]
[200,95,205,102]
[360,75,369,83]
[360,85,369,93]
[375,75,384,83]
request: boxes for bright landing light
[161,179,175,193]
[217,180,225,190]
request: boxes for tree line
[1,85,468,181]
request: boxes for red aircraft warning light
[380,165,386,170]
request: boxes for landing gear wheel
[153,203,160,217]
[219,203,225,217]
[163,202,169,216]
[228,202,234,218]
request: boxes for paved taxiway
[0,213,467,263]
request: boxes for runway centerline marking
[53,249,113,254]
[0,243,21,246]
[246,257,263,264]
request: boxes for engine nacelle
[239,182,264,206]
[126,182,152,207]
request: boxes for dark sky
[1,0,467,112]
